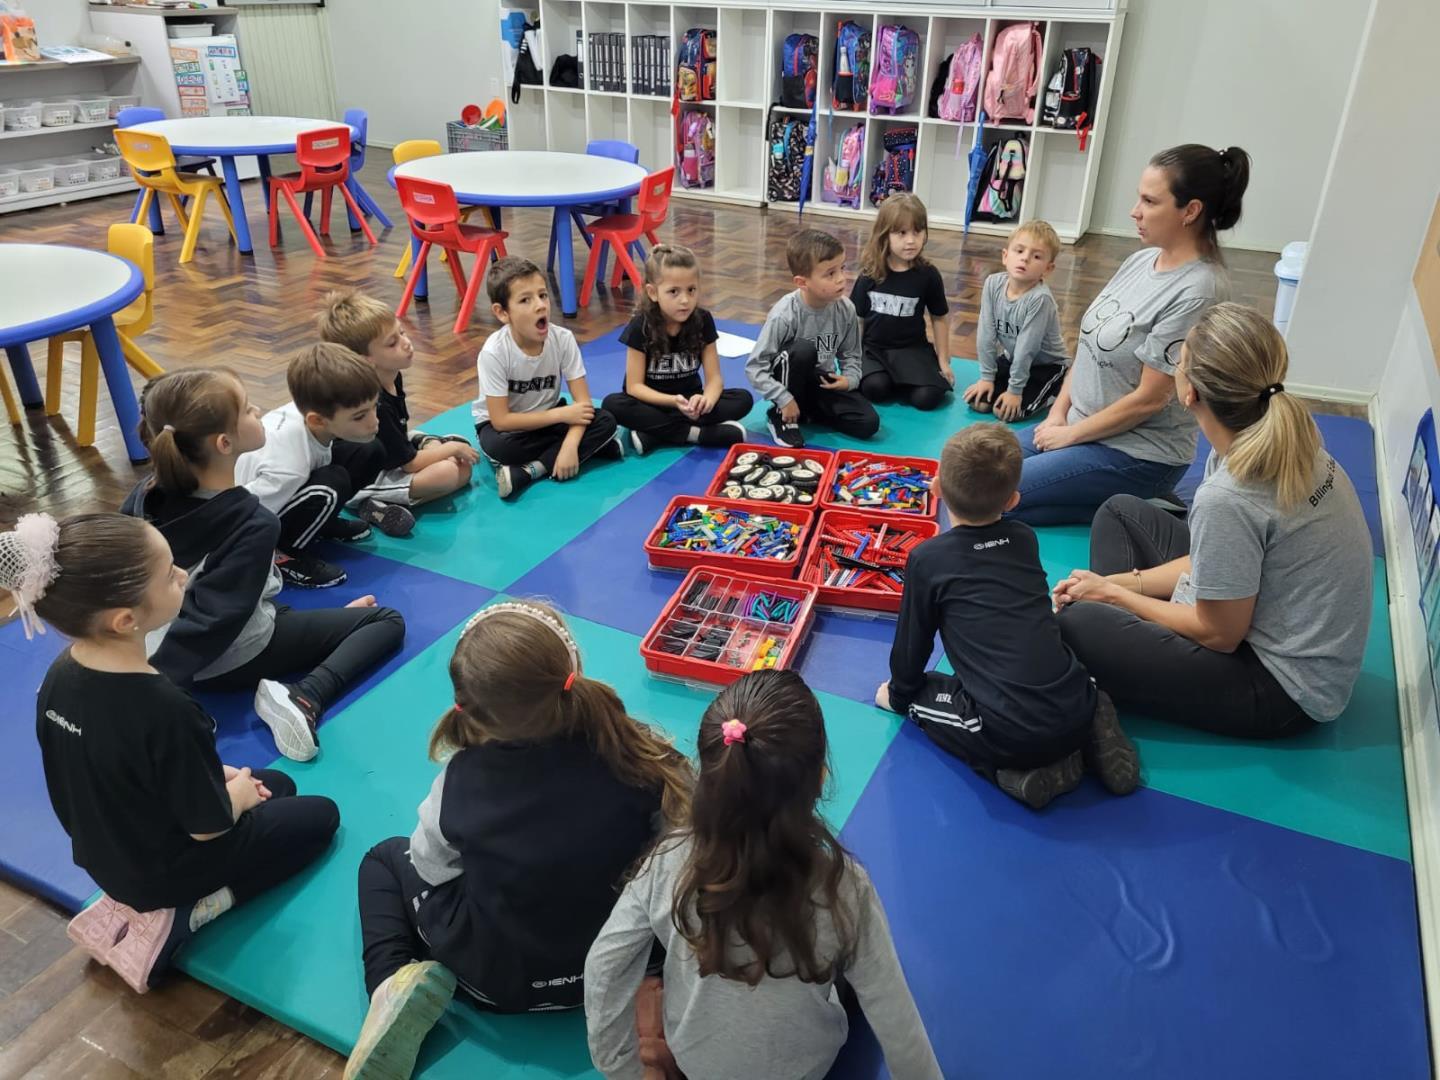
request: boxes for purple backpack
[675,109,714,189]
[937,33,983,122]
[869,25,920,115]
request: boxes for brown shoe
[996,750,1084,810]
[1086,690,1140,795]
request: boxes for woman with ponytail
[346,600,690,1080]
[585,670,941,1080]
[1016,144,1252,525]
[1053,303,1373,739]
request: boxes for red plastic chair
[579,167,674,308]
[268,126,377,258]
[396,176,510,334]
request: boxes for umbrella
[797,91,819,217]
[963,110,989,235]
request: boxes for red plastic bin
[645,495,815,579]
[703,442,836,508]
[800,507,941,614]
[820,450,940,521]
[640,566,819,686]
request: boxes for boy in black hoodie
[876,424,1139,808]
[122,369,405,763]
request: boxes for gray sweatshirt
[584,836,943,1080]
[746,289,863,407]
[976,273,1069,394]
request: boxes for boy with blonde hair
[319,290,479,517]
[963,220,1070,422]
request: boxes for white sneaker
[254,680,319,762]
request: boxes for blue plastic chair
[118,106,217,236]
[548,139,644,277]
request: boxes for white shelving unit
[0,55,141,215]
[504,0,1124,240]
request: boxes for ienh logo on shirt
[509,375,557,394]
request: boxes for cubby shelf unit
[511,0,1124,241]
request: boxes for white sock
[189,886,235,932]
[686,427,701,444]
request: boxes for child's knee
[860,372,894,402]
[847,409,881,439]
[910,386,946,411]
[590,407,619,440]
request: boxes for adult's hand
[1053,569,1127,610]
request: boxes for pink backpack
[676,109,714,189]
[937,32,983,123]
[983,22,1042,124]
[822,122,865,208]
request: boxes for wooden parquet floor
[0,161,1283,1078]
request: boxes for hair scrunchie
[1259,383,1284,404]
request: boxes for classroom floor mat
[1,323,1421,1079]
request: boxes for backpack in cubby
[822,122,865,208]
[868,125,917,207]
[869,25,920,115]
[974,136,1027,219]
[766,112,808,202]
[983,22,1042,124]
[831,21,870,112]
[677,28,716,102]
[937,33,983,122]
[779,33,819,109]
[1054,47,1102,150]
[676,108,715,189]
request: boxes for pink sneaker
[66,895,176,994]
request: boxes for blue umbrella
[797,90,819,217]
[964,110,989,234]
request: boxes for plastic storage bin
[40,100,76,127]
[86,154,123,181]
[799,508,941,615]
[644,495,815,579]
[640,567,819,687]
[0,169,19,199]
[819,450,941,520]
[107,94,141,119]
[70,97,110,124]
[168,22,216,38]
[3,102,41,131]
[704,443,836,507]
[52,158,91,188]
[16,165,55,194]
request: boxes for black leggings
[602,388,753,445]
[770,340,880,439]
[114,770,339,913]
[1058,495,1314,739]
[195,604,405,714]
[477,402,619,472]
[859,372,947,411]
[358,835,436,997]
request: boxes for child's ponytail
[139,369,246,496]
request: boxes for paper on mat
[716,332,755,358]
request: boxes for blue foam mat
[0,550,492,912]
[834,723,1429,1079]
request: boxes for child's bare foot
[874,682,894,712]
[346,595,378,609]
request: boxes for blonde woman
[1053,303,1372,738]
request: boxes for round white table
[129,116,381,255]
[0,244,147,462]
[390,151,649,316]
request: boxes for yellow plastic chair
[46,224,165,446]
[0,365,19,426]
[391,139,493,278]
[116,129,237,265]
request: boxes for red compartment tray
[800,508,941,614]
[641,566,819,686]
[820,450,940,520]
[704,443,836,508]
[645,495,814,579]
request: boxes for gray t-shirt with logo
[1068,248,1224,466]
[1173,448,1373,722]
[976,273,1069,393]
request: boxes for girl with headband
[345,600,691,1080]
[0,512,339,994]
[585,669,941,1080]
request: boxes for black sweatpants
[115,770,339,914]
[358,836,467,999]
[195,604,405,714]
[987,356,1068,418]
[904,671,1089,781]
[476,400,619,473]
[276,439,388,553]
[770,339,880,439]
[858,342,950,411]
[1058,494,1314,739]
[602,387,753,445]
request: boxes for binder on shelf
[612,32,625,91]
[575,28,583,83]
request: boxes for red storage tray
[703,443,836,508]
[640,566,819,686]
[820,450,941,521]
[644,495,815,580]
[800,508,941,615]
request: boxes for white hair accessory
[461,601,579,673]
[0,513,61,640]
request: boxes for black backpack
[549,54,580,89]
[1053,48,1102,150]
[926,53,951,119]
[766,112,808,202]
[510,19,543,103]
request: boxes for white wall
[1089,0,1369,253]
[325,0,503,149]
[25,0,93,47]
[1285,0,1440,395]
